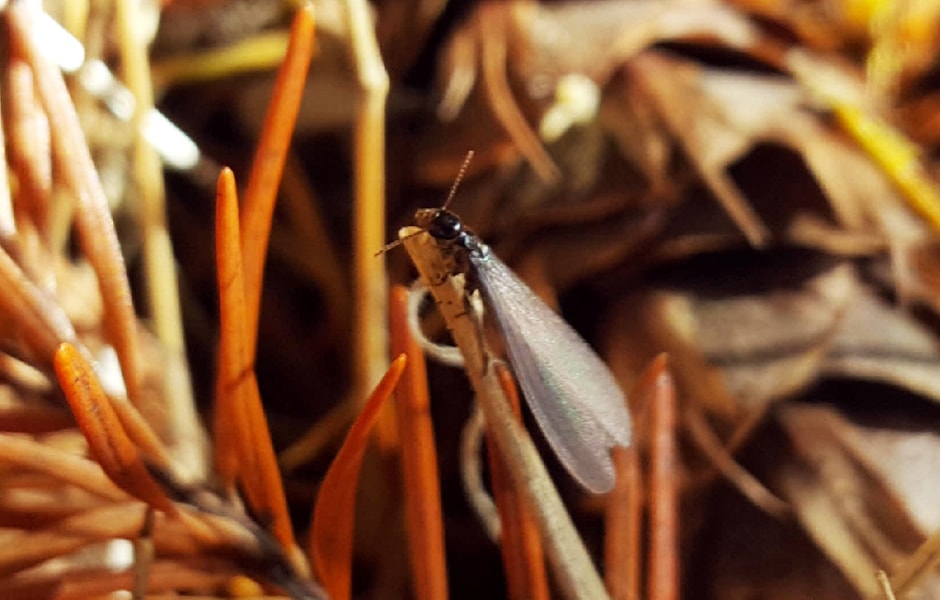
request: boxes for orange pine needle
[0,502,150,577]
[213,167,295,552]
[311,354,407,600]
[108,391,176,472]
[490,363,549,600]
[388,285,448,600]
[6,58,51,238]
[605,445,642,600]
[8,3,142,403]
[240,3,316,352]
[0,240,75,361]
[647,361,679,600]
[605,355,667,600]
[214,167,250,490]
[0,434,127,502]
[52,343,176,515]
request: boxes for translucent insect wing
[471,252,631,493]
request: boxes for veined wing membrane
[471,252,631,493]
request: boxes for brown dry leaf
[625,50,926,246]
[771,402,940,599]
[822,280,940,403]
[700,396,940,600]
[424,0,765,188]
[606,252,856,418]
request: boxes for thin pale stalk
[876,570,897,600]
[389,285,448,600]
[0,79,15,238]
[115,0,204,477]
[278,402,358,474]
[346,0,390,404]
[0,433,127,501]
[401,227,609,600]
[0,57,55,276]
[647,367,678,600]
[53,343,176,515]
[133,509,156,598]
[461,406,500,540]
[240,4,316,353]
[683,406,789,518]
[8,3,142,402]
[1,558,238,600]
[107,391,176,473]
[0,240,76,360]
[490,364,549,600]
[113,0,175,348]
[278,153,350,345]
[0,486,106,523]
[890,524,940,595]
[0,502,149,576]
[152,30,290,87]
[311,355,407,600]
[0,351,49,392]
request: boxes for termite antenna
[377,150,474,257]
[374,228,426,257]
[374,239,402,257]
[442,150,474,210]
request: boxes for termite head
[416,208,463,243]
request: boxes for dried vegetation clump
[2,0,940,598]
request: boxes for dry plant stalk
[346,0,391,404]
[400,225,609,600]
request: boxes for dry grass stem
[683,406,790,518]
[5,58,51,240]
[401,225,609,600]
[461,404,500,541]
[876,570,897,600]
[114,0,203,476]
[0,434,127,501]
[346,0,391,403]
[7,2,141,402]
[152,31,291,87]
